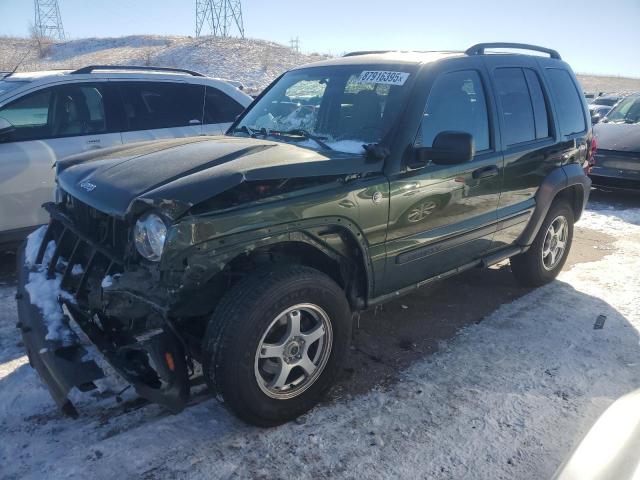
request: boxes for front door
[0,82,122,232]
[384,69,502,293]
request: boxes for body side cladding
[517,163,591,247]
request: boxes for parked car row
[0,65,253,249]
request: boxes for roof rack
[70,65,205,77]
[343,50,394,57]
[465,43,561,60]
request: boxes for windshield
[0,79,29,97]
[605,95,640,124]
[593,97,619,106]
[231,64,416,153]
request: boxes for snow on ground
[0,203,639,479]
[0,36,329,92]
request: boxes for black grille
[62,194,130,258]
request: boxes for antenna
[196,0,245,38]
[34,0,66,41]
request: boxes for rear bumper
[16,243,104,417]
[589,170,640,190]
[590,150,640,190]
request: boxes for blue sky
[1,0,639,77]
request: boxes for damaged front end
[17,199,190,417]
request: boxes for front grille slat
[60,237,82,290]
[63,194,129,258]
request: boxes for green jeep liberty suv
[17,43,592,426]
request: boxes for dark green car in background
[17,43,592,426]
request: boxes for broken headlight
[134,212,167,262]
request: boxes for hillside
[1,35,638,94]
[0,35,328,92]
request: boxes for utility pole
[290,36,300,53]
[34,0,65,41]
[196,0,245,38]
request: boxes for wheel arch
[518,163,591,247]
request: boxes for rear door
[0,82,122,232]
[118,81,205,143]
[483,57,565,251]
[384,67,502,293]
[201,86,246,135]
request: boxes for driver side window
[0,89,53,142]
[416,70,490,152]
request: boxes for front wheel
[511,202,574,287]
[202,265,352,426]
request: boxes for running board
[480,246,525,268]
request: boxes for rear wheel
[202,265,351,426]
[511,202,574,287]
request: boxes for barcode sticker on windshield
[358,71,410,86]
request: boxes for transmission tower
[196,0,245,38]
[289,36,300,53]
[34,0,65,41]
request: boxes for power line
[195,0,245,38]
[34,0,65,41]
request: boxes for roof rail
[70,65,205,77]
[465,43,561,60]
[343,50,394,57]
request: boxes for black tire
[510,201,574,287]
[202,265,352,426]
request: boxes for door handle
[472,165,499,179]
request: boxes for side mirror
[0,117,15,140]
[412,131,475,167]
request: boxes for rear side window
[523,69,550,140]
[494,68,537,145]
[546,69,586,136]
[417,70,490,152]
[50,84,109,137]
[203,87,244,124]
[119,82,205,131]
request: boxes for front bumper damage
[17,203,190,417]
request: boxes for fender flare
[518,163,591,247]
[168,216,375,303]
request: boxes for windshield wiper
[232,125,257,137]
[273,129,334,151]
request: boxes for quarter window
[417,70,490,152]
[546,69,586,136]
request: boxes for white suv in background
[0,65,253,248]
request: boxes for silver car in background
[0,65,252,248]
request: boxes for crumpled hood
[57,135,381,219]
[593,122,640,152]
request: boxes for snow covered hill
[1,35,638,94]
[0,35,329,92]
